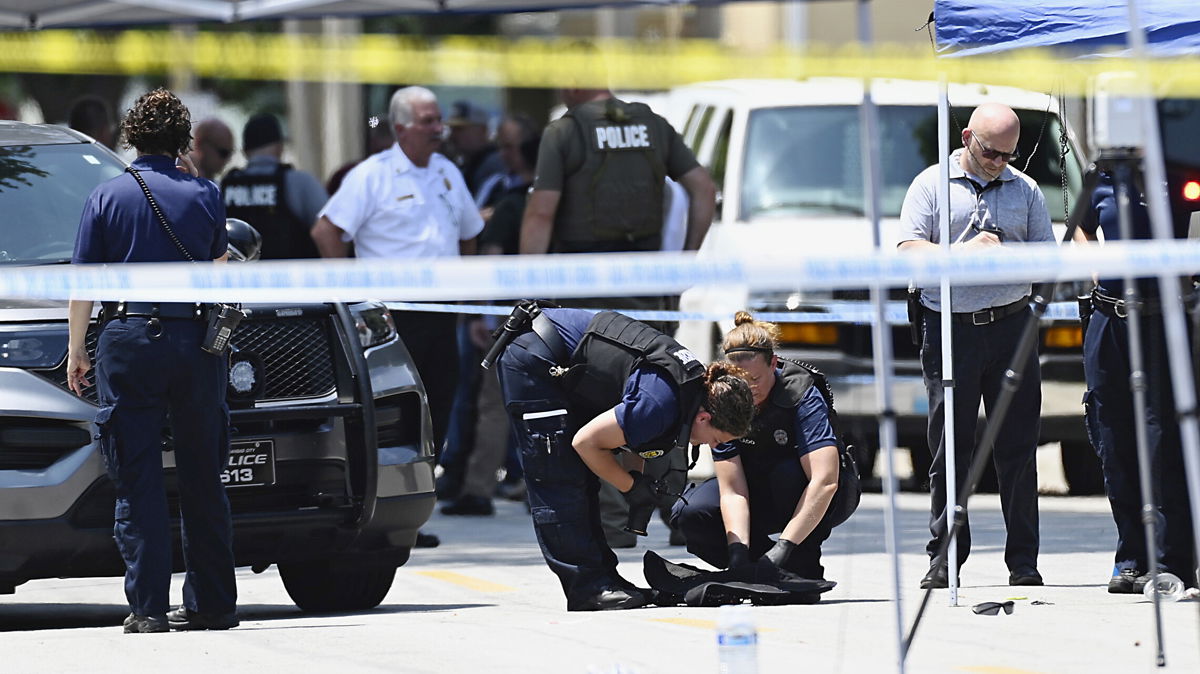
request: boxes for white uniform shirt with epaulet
[319,143,484,259]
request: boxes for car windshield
[739,105,1081,222]
[0,143,125,264]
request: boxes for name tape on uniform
[0,240,1194,304]
[2,31,1200,95]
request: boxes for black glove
[727,542,751,569]
[623,471,669,536]
[764,538,798,569]
[623,471,658,509]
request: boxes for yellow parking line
[960,662,1046,666]
[651,618,717,630]
[414,570,515,593]
[650,617,774,633]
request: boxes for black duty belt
[934,296,1029,326]
[103,301,208,320]
[1090,288,1170,318]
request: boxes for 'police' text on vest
[595,124,651,151]
[225,184,278,208]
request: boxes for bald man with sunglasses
[897,103,1054,590]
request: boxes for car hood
[0,298,70,322]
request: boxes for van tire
[279,558,397,612]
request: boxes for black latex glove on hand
[623,470,675,508]
[764,538,798,569]
[727,542,751,569]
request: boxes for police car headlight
[0,325,70,368]
[351,304,396,349]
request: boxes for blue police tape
[384,300,1082,323]
[0,240,1193,305]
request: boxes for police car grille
[39,318,337,403]
[233,317,337,401]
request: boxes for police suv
[667,79,1100,492]
[0,122,435,611]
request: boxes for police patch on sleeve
[670,348,699,366]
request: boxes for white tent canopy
[0,0,709,29]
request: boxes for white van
[667,78,1101,493]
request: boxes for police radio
[201,304,246,355]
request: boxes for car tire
[1060,440,1105,496]
[278,558,397,612]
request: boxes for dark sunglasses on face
[203,140,232,160]
[969,132,1020,163]
[972,600,1015,616]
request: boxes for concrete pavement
[1,491,1197,673]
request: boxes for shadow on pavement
[0,601,492,633]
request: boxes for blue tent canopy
[934,0,1200,57]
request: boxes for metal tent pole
[856,2,905,670]
[936,82,961,607]
[1110,155,1168,667]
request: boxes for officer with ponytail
[672,312,860,583]
[487,303,755,611]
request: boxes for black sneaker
[1108,568,1144,594]
[415,530,441,548]
[440,495,495,516]
[166,607,239,631]
[1009,569,1044,586]
[123,613,168,634]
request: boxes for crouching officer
[67,88,238,633]
[485,302,755,611]
[673,312,861,583]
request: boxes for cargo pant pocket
[509,402,583,485]
[93,405,119,483]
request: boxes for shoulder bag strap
[125,166,197,262]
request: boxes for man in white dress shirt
[313,86,484,478]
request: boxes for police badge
[774,429,789,446]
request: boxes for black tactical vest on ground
[552,99,667,253]
[563,311,705,457]
[221,164,318,260]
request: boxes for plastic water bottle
[1142,572,1187,603]
[716,604,758,674]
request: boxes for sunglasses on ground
[972,600,1015,616]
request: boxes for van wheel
[1061,441,1105,495]
[278,558,397,612]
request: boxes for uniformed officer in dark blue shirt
[672,312,856,582]
[1076,167,1197,593]
[67,88,238,633]
[492,306,754,611]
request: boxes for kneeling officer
[67,88,238,633]
[485,302,755,611]
[673,312,861,582]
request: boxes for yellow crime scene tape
[1,30,1200,95]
